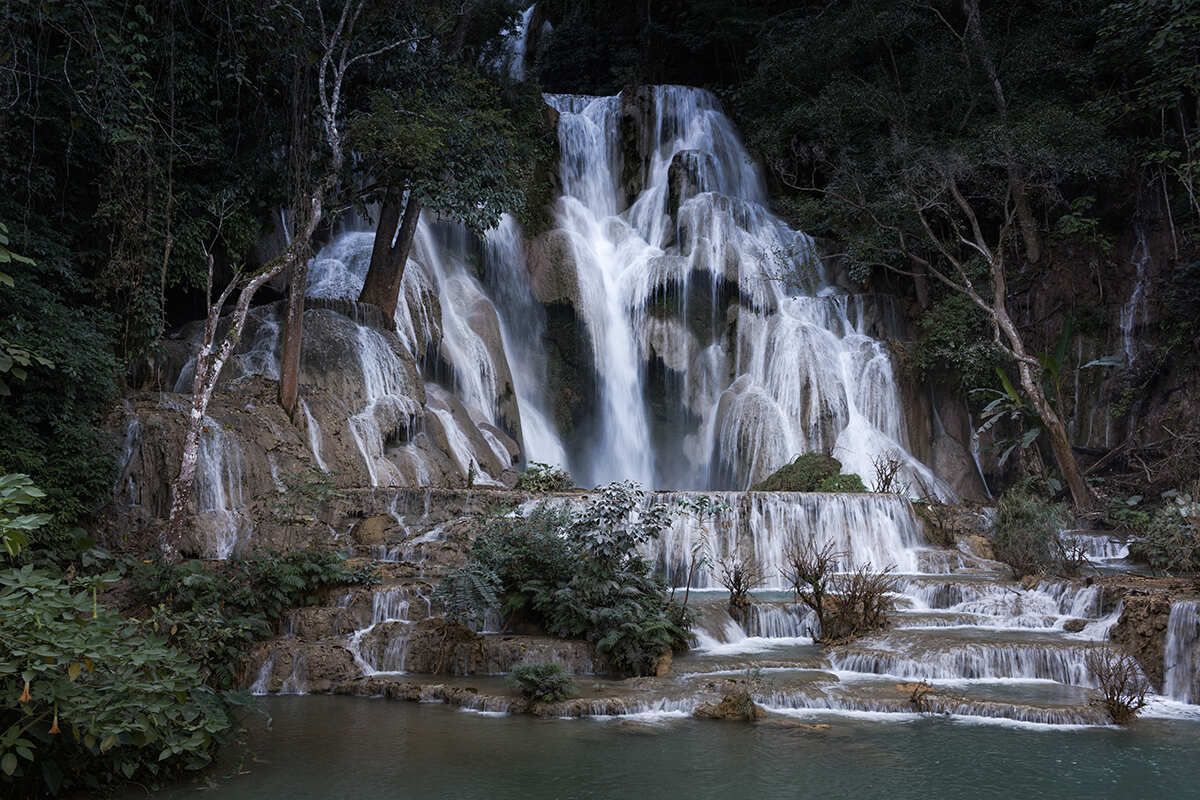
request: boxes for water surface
[137,696,1200,799]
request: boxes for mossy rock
[753,453,843,492]
[816,473,867,493]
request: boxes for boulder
[694,689,766,721]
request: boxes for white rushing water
[194,416,249,559]
[1164,600,1199,704]
[544,87,949,494]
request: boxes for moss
[753,453,842,492]
[816,473,867,493]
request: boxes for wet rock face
[693,687,766,721]
[1111,591,1174,689]
[377,618,604,676]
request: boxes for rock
[526,229,581,307]
[1110,591,1174,689]
[351,515,391,546]
[961,534,995,561]
[1020,575,1041,591]
[1062,618,1088,633]
[694,689,766,721]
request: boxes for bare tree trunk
[993,303,1093,511]
[357,192,421,318]
[277,251,309,418]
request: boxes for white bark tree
[164,0,419,559]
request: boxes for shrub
[510,662,575,703]
[781,538,897,642]
[515,462,574,492]
[0,566,234,797]
[128,550,375,688]
[0,473,52,558]
[1085,648,1149,724]
[716,551,765,613]
[870,450,910,494]
[1129,499,1200,574]
[438,482,691,676]
[990,489,1070,577]
[816,473,867,493]
[753,453,842,491]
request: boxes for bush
[128,550,375,688]
[781,538,897,642]
[716,551,764,613]
[515,462,574,492]
[438,482,691,676]
[510,662,575,703]
[1085,648,1149,724]
[0,473,52,558]
[990,489,1070,577]
[1129,499,1200,574]
[816,473,867,493]
[753,453,842,491]
[0,566,235,797]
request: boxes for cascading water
[1120,224,1151,367]
[194,417,249,559]
[544,87,949,494]
[1164,600,1199,704]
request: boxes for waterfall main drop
[305,86,949,496]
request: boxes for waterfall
[300,398,329,472]
[1164,600,1199,704]
[194,417,249,559]
[483,215,570,469]
[545,86,948,494]
[1120,224,1151,367]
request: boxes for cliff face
[108,302,521,558]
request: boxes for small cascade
[194,417,249,559]
[346,324,423,486]
[648,491,927,588]
[1120,224,1151,367]
[1164,600,1200,704]
[828,633,1101,687]
[249,654,275,696]
[300,398,329,472]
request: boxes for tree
[166,0,421,557]
[354,12,539,319]
[735,0,1118,510]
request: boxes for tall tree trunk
[357,192,421,319]
[277,247,309,418]
[962,0,1042,264]
[993,302,1093,511]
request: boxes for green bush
[816,473,867,493]
[129,550,375,688]
[515,462,575,492]
[1129,502,1200,574]
[0,566,234,797]
[509,663,575,703]
[753,453,842,492]
[438,483,691,676]
[0,473,52,558]
[990,489,1070,577]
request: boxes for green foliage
[0,566,234,797]
[0,475,51,558]
[990,488,1071,577]
[753,453,842,492]
[815,473,867,493]
[1129,496,1200,574]
[509,662,575,703]
[440,483,691,676]
[351,60,546,234]
[128,550,375,688]
[515,462,575,492]
[270,469,345,524]
[913,294,1003,392]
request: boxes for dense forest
[2,0,1200,796]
